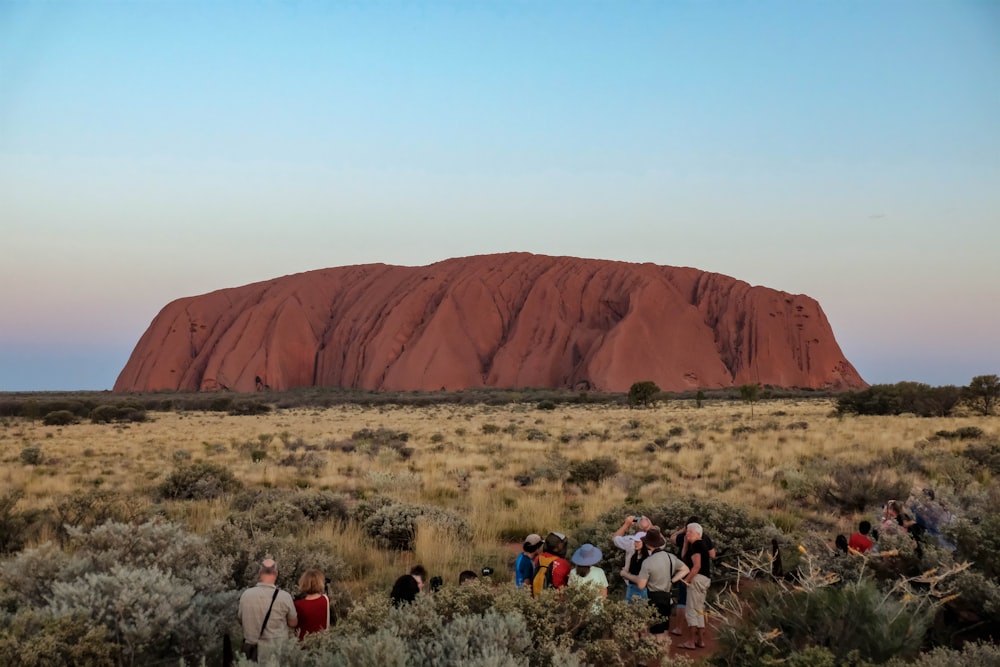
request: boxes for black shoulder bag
[242,587,280,662]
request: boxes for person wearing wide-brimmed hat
[568,543,609,608]
[621,528,688,635]
[569,543,608,613]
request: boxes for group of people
[237,559,331,662]
[514,514,716,651]
[836,497,934,557]
[236,513,718,661]
[618,515,715,650]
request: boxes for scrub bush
[362,501,471,550]
[0,520,238,666]
[42,410,77,426]
[566,456,619,486]
[20,445,43,464]
[158,460,242,500]
[0,610,118,667]
[714,578,932,666]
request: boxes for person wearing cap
[238,559,298,662]
[613,513,653,557]
[612,513,653,601]
[532,531,572,596]
[515,533,544,590]
[620,528,688,636]
[569,543,608,612]
[623,531,649,603]
[678,523,712,650]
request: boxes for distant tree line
[836,374,999,417]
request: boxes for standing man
[669,516,716,633]
[620,528,689,636]
[238,559,297,662]
[678,523,712,651]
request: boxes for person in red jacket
[848,520,874,554]
[532,531,572,595]
[293,569,330,639]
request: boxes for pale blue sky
[2,0,998,391]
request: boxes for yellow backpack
[532,554,557,597]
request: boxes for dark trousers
[647,590,673,634]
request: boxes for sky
[1,0,998,391]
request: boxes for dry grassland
[0,397,985,597]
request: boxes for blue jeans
[626,582,648,603]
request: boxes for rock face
[114,253,866,393]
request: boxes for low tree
[627,381,660,408]
[740,384,761,418]
[964,374,1000,416]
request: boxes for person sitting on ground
[881,500,914,535]
[293,568,330,640]
[459,570,478,585]
[848,520,874,554]
[678,523,712,651]
[532,532,572,596]
[390,565,427,606]
[568,543,608,611]
[835,534,849,553]
[515,533,543,590]
[620,528,688,637]
[237,559,298,662]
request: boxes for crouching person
[621,528,688,636]
[238,559,298,662]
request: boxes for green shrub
[19,445,42,465]
[714,578,932,666]
[956,426,985,440]
[0,491,26,554]
[228,401,272,416]
[157,461,242,500]
[282,586,662,667]
[887,641,1000,666]
[816,461,910,513]
[837,382,962,417]
[0,610,118,667]
[90,403,147,424]
[362,501,471,550]
[0,520,238,665]
[52,489,148,542]
[42,410,76,426]
[567,456,620,486]
[537,400,556,411]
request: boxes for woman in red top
[294,569,330,639]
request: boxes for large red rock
[114,253,866,393]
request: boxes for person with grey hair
[678,523,712,650]
[238,559,298,662]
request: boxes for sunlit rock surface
[114,253,866,393]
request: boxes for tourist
[237,559,298,662]
[678,524,712,650]
[293,569,330,639]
